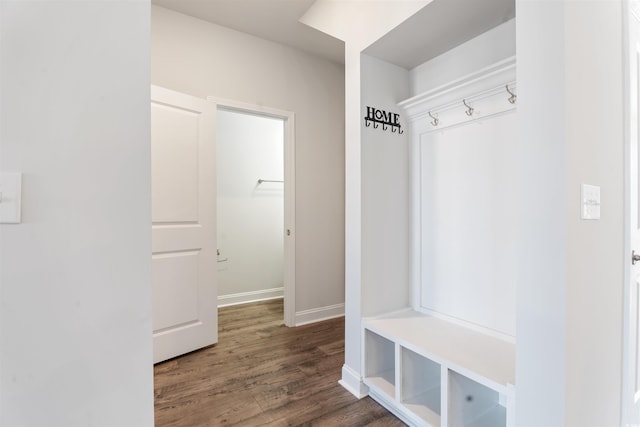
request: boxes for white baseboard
[339,364,369,399]
[218,287,284,307]
[294,303,344,326]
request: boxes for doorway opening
[211,98,296,327]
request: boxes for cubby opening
[400,346,441,426]
[364,330,395,398]
[448,370,506,427]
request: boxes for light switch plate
[0,172,22,224]
[581,183,600,220]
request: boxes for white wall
[0,1,154,426]
[217,109,284,303]
[564,3,624,424]
[516,1,624,425]
[301,2,430,397]
[340,44,367,396]
[360,54,411,317]
[151,6,345,317]
[409,19,515,95]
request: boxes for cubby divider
[363,329,396,399]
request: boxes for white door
[151,86,217,363]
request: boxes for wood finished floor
[154,299,405,426]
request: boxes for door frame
[623,0,640,424]
[208,96,296,327]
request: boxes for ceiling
[152,0,345,65]
[364,0,515,69]
[152,0,515,70]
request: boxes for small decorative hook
[382,123,388,131]
[365,119,371,127]
[428,111,439,127]
[463,99,474,116]
[506,85,517,104]
[373,122,379,129]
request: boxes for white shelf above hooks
[398,56,517,134]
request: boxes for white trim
[283,113,296,327]
[399,56,516,119]
[507,383,516,427]
[339,364,369,399]
[408,119,421,312]
[207,96,296,327]
[623,2,639,425]
[623,1,632,421]
[398,56,516,134]
[207,96,293,120]
[217,287,284,308]
[294,303,345,326]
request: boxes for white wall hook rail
[398,57,517,134]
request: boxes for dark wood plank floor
[154,299,405,426]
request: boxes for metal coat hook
[463,99,474,116]
[506,85,517,104]
[428,111,439,127]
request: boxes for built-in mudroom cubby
[359,7,517,425]
[363,311,514,427]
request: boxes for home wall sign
[364,106,404,134]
